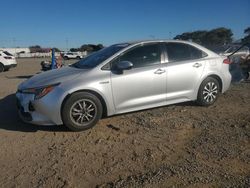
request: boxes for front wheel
[62,92,103,131]
[196,77,220,106]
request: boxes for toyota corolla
[16,40,231,131]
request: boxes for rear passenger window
[166,43,207,62]
[189,45,207,59]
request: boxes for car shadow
[10,75,33,79]
[0,94,69,132]
[5,75,37,79]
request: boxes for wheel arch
[196,74,223,106]
[206,74,223,92]
[195,74,223,100]
[61,89,108,118]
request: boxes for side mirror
[116,61,133,71]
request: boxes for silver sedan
[16,40,232,131]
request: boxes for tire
[196,77,220,106]
[243,72,249,80]
[0,63,4,73]
[76,56,81,60]
[62,92,103,131]
[64,56,69,60]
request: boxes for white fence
[17,52,52,58]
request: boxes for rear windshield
[71,43,130,69]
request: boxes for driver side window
[113,43,161,69]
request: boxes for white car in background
[215,44,250,63]
[0,50,17,72]
[63,52,83,60]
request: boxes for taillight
[223,58,231,64]
[4,56,12,59]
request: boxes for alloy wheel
[202,82,218,103]
[69,99,97,126]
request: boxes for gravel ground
[0,58,249,188]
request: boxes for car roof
[116,39,217,56]
[120,39,196,45]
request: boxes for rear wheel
[197,77,220,106]
[0,63,4,73]
[62,92,103,131]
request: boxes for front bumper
[16,87,66,125]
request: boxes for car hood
[18,66,88,90]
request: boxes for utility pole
[66,38,69,52]
[13,38,16,56]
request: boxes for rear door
[164,42,207,101]
[110,43,167,113]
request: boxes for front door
[111,43,167,113]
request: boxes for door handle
[154,68,166,74]
[193,63,202,68]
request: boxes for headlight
[22,83,60,100]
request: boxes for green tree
[174,32,193,41]
[29,45,42,53]
[53,48,61,52]
[70,48,79,52]
[174,27,233,47]
[204,27,233,46]
[70,44,104,52]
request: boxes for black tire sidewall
[243,72,249,80]
[197,77,220,106]
[62,92,103,131]
[0,64,4,72]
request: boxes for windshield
[71,43,130,69]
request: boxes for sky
[0,0,249,50]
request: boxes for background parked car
[212,44,250,81]
[63,52,83,60]
[211,44,249,62]
[0,50,17,72]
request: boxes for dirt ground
[0,58,249,188]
